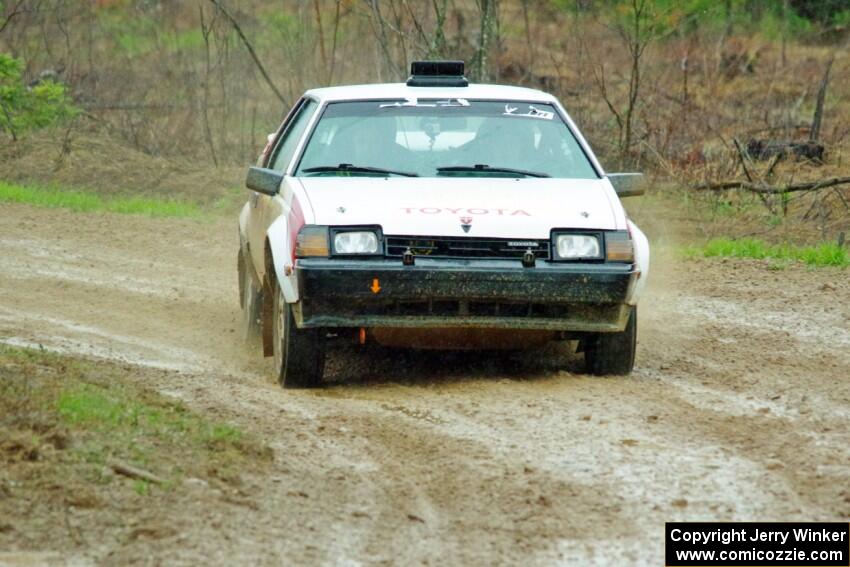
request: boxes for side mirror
[246,166,283,196]
[607,172,646,197]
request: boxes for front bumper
[293,258,638,332]
[293,258,637,332]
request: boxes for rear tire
[272,284,325,388]
[238,249,262,342]
[584,307,637,376]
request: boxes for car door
[248,98,318,278]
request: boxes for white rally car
[238,61,649,388]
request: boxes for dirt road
[1,202,848,565]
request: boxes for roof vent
[406,60,468,87]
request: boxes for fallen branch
[694,176,850,195]
[109,460,165,485]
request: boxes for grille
[385,300,571,319]
[316,299,572,319]
[385,236,550,260]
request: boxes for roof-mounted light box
[406,60,469,87]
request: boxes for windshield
[295,99,598,179]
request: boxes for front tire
[584,306,637,376]
[272,284,325,388]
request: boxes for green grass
[133,479,151,496]
[0,181,203,218]
[57,382,246,451]
[1,344,270,494]
[685,238,849,268]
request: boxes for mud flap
[261,277,275,357]
[237,249,246,308]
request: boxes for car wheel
[238,249,262,342]
[272,283,325,388]
[584,306,636,376]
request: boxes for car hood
[297,177,618,239]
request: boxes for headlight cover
[604,230,634,262]
[333,231,380,254]
[554,234,601,260]
[295,226,330,257]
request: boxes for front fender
[266,216,299,303]
[626,220,649,305]
[238,201,250,244]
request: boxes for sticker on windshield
[380,99,425,108]
[503,104,554,120]
[380,98,469,108]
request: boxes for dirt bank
[0,202,848,565]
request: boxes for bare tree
[520,0,535,80]
[327,0,343,83]
[402,0,449,58]
[206,0,288,107]
[473,0,497,82]
[0,0,27,36]
[429,0,449,58]
[313,0,328,74]
[362,0,452,80]
[594,0,661,164]
[199,3,218,165]
[364,0,404,80]
[809,57,833,143]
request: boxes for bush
[0,53,77,141]
[790,0,850,26]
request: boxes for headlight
[333,231,379,254]
[555,234,601,260]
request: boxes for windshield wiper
[302,163,419,177]
[436,164,550,178]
